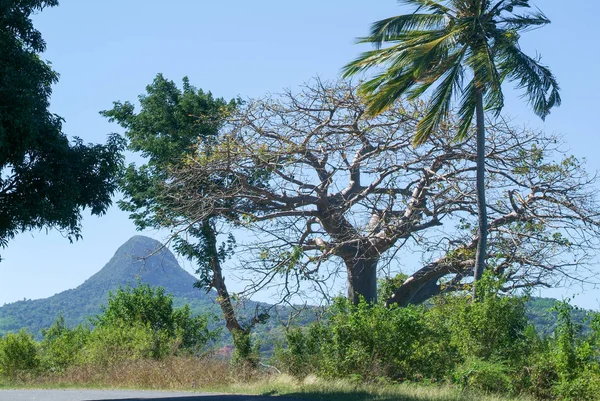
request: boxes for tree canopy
[0,0,124,252]
[160,79,598,306]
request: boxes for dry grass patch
[2,357,534,401]
[31,356,233,390]
[227,374,534,401]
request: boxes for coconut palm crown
[343,0,561,145]
[343,0,560,296]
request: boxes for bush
[429,275,529,365]
[274,322,332,378]
[93,284,217,356]
[0,330,40,377]
[553,372,600,401]
[80,322,173,366]
[40,316,90,372]
[453,357,513,394]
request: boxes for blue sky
[1,1,599,308]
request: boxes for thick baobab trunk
[386,275,442,307]
[346,257,378,305]
[473,89,488,301]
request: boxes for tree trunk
[346,257,378,305]
[201,219,256,365]
[201,219,245,334]
[472,89,488,301]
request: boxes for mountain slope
[0,235,595,340]
[0,236,214,337]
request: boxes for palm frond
[500,44,561,119]
[407,46,467,99]
[489,0,531,16]
[455,80,477,141]
[500,13,550,31]
[359,70,418,116]
[344,28,455,77]
[401,0,452,15]
[414,58,465,145]
[411,30,461,77]
[484,84,504,116]
[369,14,447,48]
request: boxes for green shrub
[274,322,332,378]
[553,372,600,401]
[430,275,529,365]
[554,301,579,381]
[453,357,513,394]
[0,330,40,377]
[80,322,173,366]
[93,284,217,355]
[40,316,89,372]
[317,298,428,381]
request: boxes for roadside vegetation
[1,278,600,400]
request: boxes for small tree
[40,315,89,372]
[0,330,39,377]
[102,74,265,363]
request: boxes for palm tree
[343,0,560,299]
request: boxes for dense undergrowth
[274,276,600,400]
[1,278,599,400]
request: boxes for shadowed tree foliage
[0,0,125,253]
[343,0,560,298]
[162,80,597,306]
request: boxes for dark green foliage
[100,74,237,283]
[0,0,125,251]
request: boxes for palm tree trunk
[472,89,487,301]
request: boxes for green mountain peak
[0,236,212,337]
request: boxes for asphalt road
[0,389,304,401]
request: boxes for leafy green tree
[343,0,560,298]
[93,284,216,354]
[101,75,264,364]
[0,0,125,253]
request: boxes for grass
[0,356,534,401]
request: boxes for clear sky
[1,1,599,308]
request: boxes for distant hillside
[0,235,594,341]
[526,297,594,336]
[0,236,217,337]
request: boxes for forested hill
[0,235,594,338]
[526,297,594,336]
[0,236,216,337]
